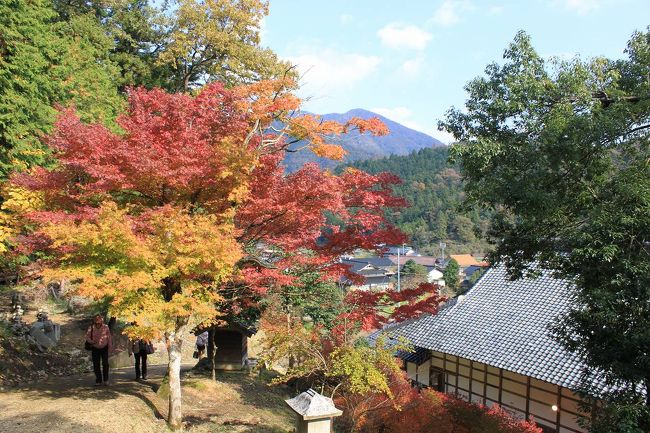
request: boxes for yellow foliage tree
[158,0,295,91]
[0,184,43,254]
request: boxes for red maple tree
[9,80,407,428]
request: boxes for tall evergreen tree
[0,0,123,178]
[442,258,459,291]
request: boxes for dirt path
[0,362,295,433]
[0,286,293,432]
[0,363,178,433]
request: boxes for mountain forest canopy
[441,29,650,433]
[343,147,492,255]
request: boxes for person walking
[129,338,151,380]
[86,314,112,386]
[195,330,208,359]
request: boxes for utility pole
[397,246,401,292]
[396,243,406,292]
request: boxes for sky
[261,0,649,143]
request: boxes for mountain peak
[283,109,444,172]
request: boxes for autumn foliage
[7,80,401,321]
[4,79,400,429]
[338,370,542,433]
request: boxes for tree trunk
[165,325,186,430]
[206,328,214,362]
[287,313,295,369]
[211,329,217,381]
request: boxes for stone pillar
[285,389,342,433]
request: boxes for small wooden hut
[207,323,255,370]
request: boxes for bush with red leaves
[337,371,542,433]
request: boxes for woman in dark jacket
[128,339,151,380]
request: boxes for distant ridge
[283,108,444,172]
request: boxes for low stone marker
[285,389,342,433]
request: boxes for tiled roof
[349,257,396,268]
[387,264,588,390]
[449,254,482,267]
[388,256,438,267]
[341,259,372,273]
[398,346,431,365]
[463,265,483,278]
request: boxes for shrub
[337,371,541,433]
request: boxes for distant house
[424,266,445,286]
[449,254,483,268]
[379,264,592,433]
[340,258,394,291]
[460,264,486,289]
[388,255,437,267]
[388,256,446,286]
[354,256,397,274]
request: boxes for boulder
[31,320,61,342]
[29,327,56,352]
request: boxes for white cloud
[432,0,474,26]
[400,57,425,78]
[340,14,353,25]
[434,128,457,145]
[561,0,601,14]
[286,49,382,98]
[377,23,433,50]
[372,106,414,123]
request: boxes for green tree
[452,215,476,244]
[277,270,345,330]
[401,259,428,280]
[51,0,173,90]
[0,0,123,178]
[443,259,459,291]
[441,30,650,432]
[434,211,449,241]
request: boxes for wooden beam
[498,368,503,406]
[525,376,531,420]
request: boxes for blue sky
[261,0,649,143]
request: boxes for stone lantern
[285,389,343,433]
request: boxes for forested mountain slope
[342,147,491,254]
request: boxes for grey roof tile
[387,264,588,390]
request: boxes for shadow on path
[0,408,106,433]
[3,363,194,421]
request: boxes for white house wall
[406,351,587,433]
